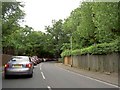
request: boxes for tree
[45,19,69,58]
[61,2,120,56]
[92,2,119,43]
[62,7,82,49]
[76,2,95,48]
[2,2,25,36]
[2,2,25,54]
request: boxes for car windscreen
[10,56,30,62]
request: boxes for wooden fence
[64,53,119,73]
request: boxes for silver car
[4,56,34,78]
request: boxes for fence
[64,53,119,73]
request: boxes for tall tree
[92,2,119,43]
[2,2,25,36]
[2,2,25,54]
[62,7,82,49]
[45,19,69,58]
[76,2,95,48]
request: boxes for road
[2,62,119,89]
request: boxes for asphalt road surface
[2,62,119,89]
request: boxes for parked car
[4,56,34,79]
[38,58,43,62]
[30,57,37,66]
[34,56,41,64]
[32,56,41,64]
[53,58,58,61]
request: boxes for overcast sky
[20,0,81,32]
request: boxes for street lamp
[67,33,73,67]
[70,33,73,67]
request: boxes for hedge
[61,40,119,57]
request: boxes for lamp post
[70,34,73,67]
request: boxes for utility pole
[70,34,73,67]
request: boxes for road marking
[39,64,42,70]
[56,65,119,88]
[40,67,41,70]
[41,72,45,79]
[47,86,52,90]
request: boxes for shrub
[61,40,119,57]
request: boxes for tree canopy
[2,1,120,58]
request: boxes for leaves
[61,2,120,57]
[61,40,119,57]
[2,2,25,36]
[2,2,119,57]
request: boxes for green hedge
[61,49,71,57]
[61,41,119,57]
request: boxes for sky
[19,0,81,32]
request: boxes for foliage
[61,49,71,57]
[60,43,71,51]
[45,19,69,58]
[76,2,96,47]
[2,2,25,36]
[2,1,120,58]
[61,40,120,57]
[2,2,25,54]
[92,2,119,43]
[61,2,120,57]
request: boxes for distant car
[4,56,34,79]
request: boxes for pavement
[55,63,118,86]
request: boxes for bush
[61,49,71,57]
[61,40,119,57]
